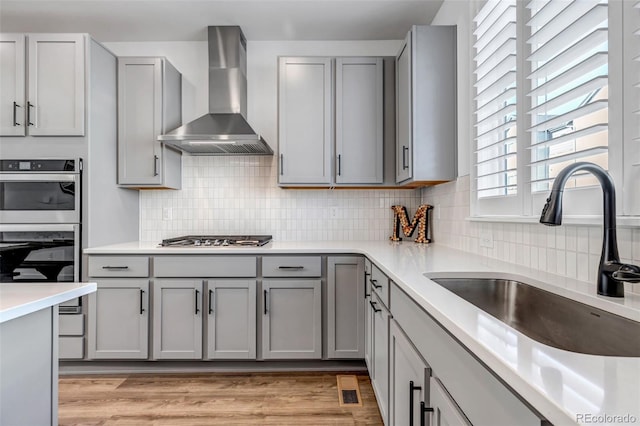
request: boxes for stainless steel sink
[428,277,640,357]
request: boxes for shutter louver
[632,2,640,167]
[474,0,518,199]
[526,0,609,193]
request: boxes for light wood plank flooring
[59,372,383,425]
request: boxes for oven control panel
[0,159,78,172]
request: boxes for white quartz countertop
[85,240,640,426]
[0,282,96,323]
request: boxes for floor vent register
[336,375,363,407]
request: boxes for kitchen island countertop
[85,240,640,426]
[0,282,96,323]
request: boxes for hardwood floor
[59,372,383,425]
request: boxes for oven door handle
[0,223,78,233]
[0,173,79,182]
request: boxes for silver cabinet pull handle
[278,266,304,270]
[13,102,21,126]
[402,146,409,170]
[102,265,129,270]
[280,154,284,175]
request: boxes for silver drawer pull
[102,266,129,270]
[278,266,304,270]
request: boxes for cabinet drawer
[370,264,389,308]
[59,336,84,359]
[154,256,257,277]
[88,256,149,277]
[262,256,322,277]
[59,314,84,336]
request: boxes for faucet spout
[539,162,636,297]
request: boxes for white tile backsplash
[140,155,421,242]
[421,175,640,295]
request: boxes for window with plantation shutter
[473,0,518,202]
[623,1,640,215]
[526,0,609,194]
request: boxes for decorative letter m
[390,204,433,243]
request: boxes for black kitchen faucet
[540,162,640,297]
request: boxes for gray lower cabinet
[153,279,203,359]
[327,256,365,359]
[370,291,391,425]
[205,279,257,360]
[88,279,149,359]
[262,279,322,359]
[389,320,430,426]
[364,259,373,370]
[430,377,471,426]
[390,282,545,426]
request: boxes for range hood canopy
[158,26,273,155]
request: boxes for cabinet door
[335,58,383,184]
[88,279,149,359]
[396,31,413,183]
[153,279,203,359]
[430,377,472,426]
[278,57,332,185]
[262,279,322,359]
[118,57,163,185]
[0,34,25,136]
[327,256,364,359]
[27,34,85,136]
[205,280,257,360]
[371,292,390,424]
[390,320,430,426]
[364,259,373,369]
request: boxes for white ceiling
[0,0,444,42]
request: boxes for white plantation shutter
[623,1,640,214]
[526,0,609,193]
[474,0,518,199]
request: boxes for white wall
[431,0,472,177]
[105,40,421,242]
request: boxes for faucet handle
[612,265,640,283]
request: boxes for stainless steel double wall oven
[0,159,82,312]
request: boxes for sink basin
[428,277,640,357]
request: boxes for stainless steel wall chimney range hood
[158,26,273,155]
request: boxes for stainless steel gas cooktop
[159,235,273,247]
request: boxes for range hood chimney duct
[158,26,273,155]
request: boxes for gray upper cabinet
[278,57,332,185]
[278,56,385,187]
[262,279,322,359]
[117,57,182,189]
[87,279,149,359]
[0,33,85,137]
[396,25,456,185]
[152,279,203,359]
[327,256,365,359]
[335,58,384,184]
[205,279,257,360]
